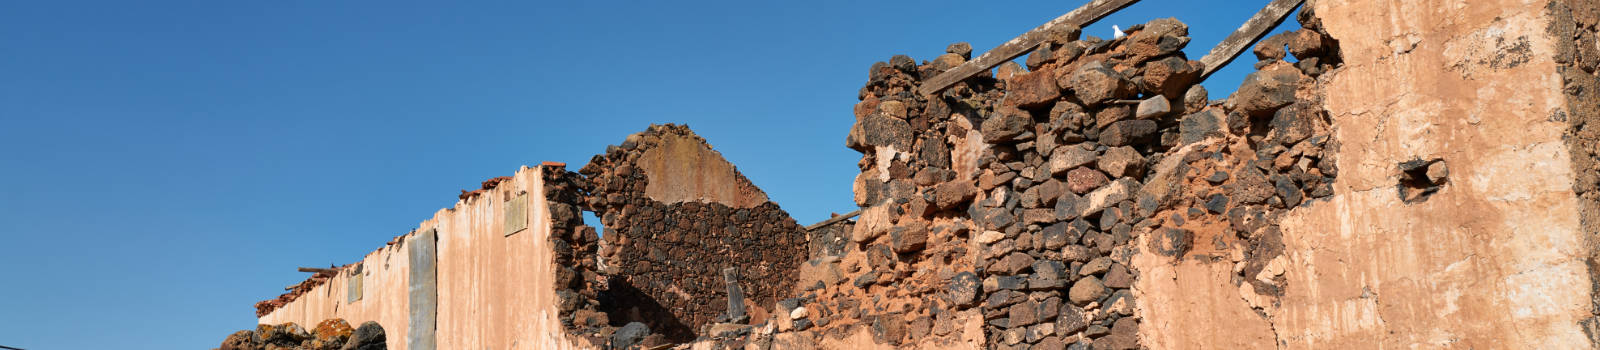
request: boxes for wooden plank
[918,0,1141,96]
[804,209,862,231]
[1197,0,1305,80]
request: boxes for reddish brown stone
[1143,56,1202,100]
[1063,61,1135,106]
[1004,66,1061,109]
[890,222,929,253]
[1097,146,1145,179]
[1103,264,1133,289]
[1065,168,1110,194]
[1287,29,1329,60]
[1094,105,1133,129]
[855,96,881,119]
[1233,62,1309,118]
[991,252,1037,275]
[1008,299,1041,327]
[1099,318,1140,350]
[934,180,980,210]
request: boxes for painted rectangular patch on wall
[503,193,528,236]
[346,264,363,304]
[407,228,438,350]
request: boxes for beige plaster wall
[1135,0,1595,348]
[258,240,413,349]
[638,132,770,208]
[259,165,593,350]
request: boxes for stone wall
[249,127,811,350]
[1132,0,1600,348]
[542,165,610,345]
[577,124,808,343]
[239,1,1600,348]
[1552,0,1600,337]
[730,14,1346,349]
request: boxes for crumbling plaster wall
[428,166,590,350]
[1278,0,1592,346]
[636,131,772,209]
[251,127,808,350]
[247,2,1600,348]
[577,124,808,343]
[258,165,596,350]
[1135,0,1600,348]
[258,242,412,350]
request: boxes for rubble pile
[215,319,385,350]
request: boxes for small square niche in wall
[504,193,528,236]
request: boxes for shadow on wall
[599,279,695,343]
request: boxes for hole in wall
[583,210,604,238]
[1397,158,1448,203]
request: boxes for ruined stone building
[221,0,1600,348]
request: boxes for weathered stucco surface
[245,2,1599,349]
[260,166,595,350]
[638,132,770,208]
[1136,0,1596,348]
[259,239,413,349]
[429,166,587,350]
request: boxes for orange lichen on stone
[313,318,354,339]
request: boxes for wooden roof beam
[918,0,1142,96]
[297,267,337,274]
[1197,0,1305,80]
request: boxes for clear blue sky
[0,1,1297,348]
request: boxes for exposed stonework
[578,124,808,343]
[1552,0,1600,342]
[635,130,771,209]
[542,164,610,345]
[1136,1,1600,348]
[233,2,1600,349]
[215,319,385,350]
[748,15,1347,349]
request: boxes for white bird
[1112,25,1125,38]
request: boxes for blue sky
[0,1,1297,348]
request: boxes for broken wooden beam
[297,267,336,274]
[1197,0,1305,80]
[918,0,1141,96]
[804,209,863,231]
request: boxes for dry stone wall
[576,124,809,344]
[540,164,613,345]
[1551,0,1600,336]
[716,10,1355,349]
[1134,0,1600,348]
[766,14,1346,349]
[233,2,1600,348]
